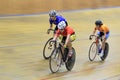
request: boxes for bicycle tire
[43,38,54,59]
[101,42,109,61]
[65,47,76,71]
[49,48,62,73]
[89,42,98,61]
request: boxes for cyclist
[52,21,76,57]
[47,10,68,34]
[91,20,110,57]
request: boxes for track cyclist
[52,21,76,57]
[47,10,68,34]
[91,20,110,57]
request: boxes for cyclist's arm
[53,30,59,41]
[47,23,53,34]
[53,35,57,41]
[49,19,53,29]
[49,24,53,29]
[92,27,97,35]
[103,30,106,39]
[102,27,107,39]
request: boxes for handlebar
[48,29,54,31]
[50,40,57,44]
[89,35,100,40]
[50,40,63,47]
[47,29,54,34]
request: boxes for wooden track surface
[0,8,120,80]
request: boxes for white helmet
[58,21,66,29]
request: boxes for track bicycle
[89,35,109,61]
[49,40,76,73]
[43,29,56,59]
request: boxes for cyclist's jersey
[95,24,109,33]
[55,26,75,37]
[49,15,67,25]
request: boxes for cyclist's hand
[50,40,56,43]
[47,29,50,34]
[89,35,92,40]
[63,44,67,48]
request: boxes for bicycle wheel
[65,47,76,71]
[49,48,62,73]
[89,42,98,61]
[43,38,55,59]
[101,42,109,61]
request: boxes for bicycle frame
[53,40,67,62]
[49,40,76,73]
[89,35,103,54]
[89,35,109,61]
[48,29,54,34]
[90,35,102,45]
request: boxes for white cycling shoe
[99,50,104,57]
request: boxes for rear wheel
[65,47,76,71]
[43,38,55,59]
[49,48,62,73]
[89,42,98,61]
[101,42,109,61]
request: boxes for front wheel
[65,47,76,71]
[101,42,109,61]
[49,48,62,73]
[43,38,55,59]
[89,42,98,61]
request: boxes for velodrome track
[0,7,120,80]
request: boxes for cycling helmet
[49,10,57,17]
[95,20,103,25]
[58,21,66,29]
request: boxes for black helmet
[49,10,57,17]
[95,20,103,25]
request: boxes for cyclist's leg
[61,34,76,57]
[70,34,76,42]
[61,36,67,53]
[64,34,76,49]
[101,32,110,50]
[105,32,110,40]
[61,36,66,44]
[67,34,76,57]
[97,31,103,37]
[61,36,73,54]
[100,32,109,57]
[97,31,102,53]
